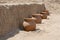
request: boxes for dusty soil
[0,0,60,40]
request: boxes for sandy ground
[0,0,60,40]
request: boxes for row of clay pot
[23,10,49,31]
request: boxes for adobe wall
[0,3,46,36]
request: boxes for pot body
[32,14,42,24]
[43,10,49,15]
[40,12,47,19]
[23,18,36,31]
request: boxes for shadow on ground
[0,28,20,40]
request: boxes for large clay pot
[32,14,42,24]
[43,10,49,15]
[40,12,47,19]
[23,18,36,31]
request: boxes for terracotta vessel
[23,18,36,31]
[43,10,49,15]
[32,14,42,24]
[40,12,47,19]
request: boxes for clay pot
[40,12,47,19]
[43,10,49,15]
[32,14,42,24]
[23,18,36,31]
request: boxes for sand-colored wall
[0,3,46,36]
[0,0,42,2]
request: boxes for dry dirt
[0,0,60,40]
